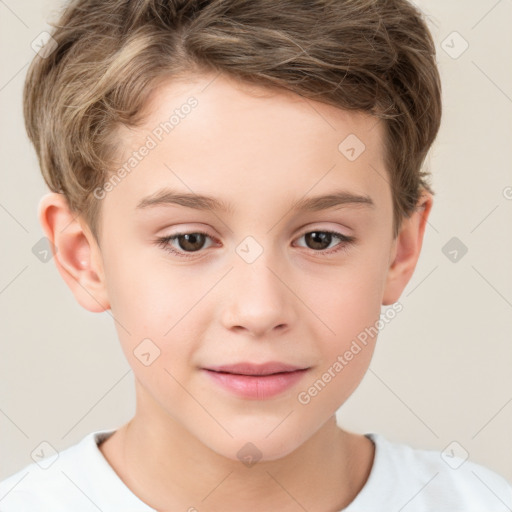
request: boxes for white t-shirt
[1,429,511,511]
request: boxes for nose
[220,250,296,338]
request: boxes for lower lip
[203,369,309,400]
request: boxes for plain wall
[1,0,511,483]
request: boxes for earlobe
[382,193,433,305]
[38,192,110,312]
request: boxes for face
[94,72,398,461]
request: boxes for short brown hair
[23,0,442,242]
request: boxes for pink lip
[202,362,310,400]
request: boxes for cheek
[297,253,388,402]
[103,242,184,330]
[304,256,387,345]
[101,252,182,373]
[296,278,381,415]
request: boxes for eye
[155,229,355,259]
[294,230,355,255]
[155,230,215,258]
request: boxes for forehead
[104,72,389,221]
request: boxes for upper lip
[204,362,309,376]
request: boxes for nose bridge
[220,237,295,336]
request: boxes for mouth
[204,361,309,376]
[202,362,310,400]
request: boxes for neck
[100,387,374,511]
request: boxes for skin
[39,72,432,511]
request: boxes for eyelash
[155,229,355,259]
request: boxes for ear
[382,192,433,305]
[38,192,110,312]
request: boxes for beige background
[1,0,511,484]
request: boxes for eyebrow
[136,188,374,214]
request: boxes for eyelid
[156,224,356,258]
[295,224,353,240]
[156,229,217,258]
[293,229,355,255]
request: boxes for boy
[1,0,511,510]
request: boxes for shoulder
[362,433,512,511]
[0,430,117,512]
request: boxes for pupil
[307,232,331,250]
[180,233,205,252]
